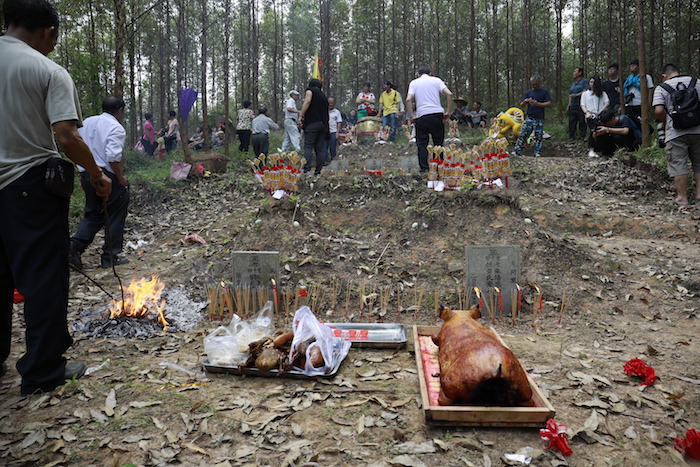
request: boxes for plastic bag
[204,301,276,366]
[289,306,351,376]
[170,161,192,180]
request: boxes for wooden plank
[413,325,556,427]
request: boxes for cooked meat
[432,305,533,406]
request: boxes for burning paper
[108,276,169,331]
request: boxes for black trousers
[251,133,269,156]
[416,113,445,171]
[71,171,129,263]
[237,129,252,152]
[0,162,72,394]
[302,121,328,174]
[568,107,586,139]
[592,132,639,156]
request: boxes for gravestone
[465,245,520,316]
[364,158,384,171]
[400,156,420,173]
[232,251,279,289]
[329,159,349,174]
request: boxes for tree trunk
[224,0,231,158]
[177,0,192,163]
[635,0,651,148]
[114,0,126,97]
[201,0,209,151]
[555,0,564,119]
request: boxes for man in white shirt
[405,67,453,172]
[70,96,130,270]
[281,91,301,151]
[325,97,343,162]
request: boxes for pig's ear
[468,305,481,320]
[439,305,453,321]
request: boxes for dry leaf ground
[1,138,700,467]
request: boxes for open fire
[108,275,169,331]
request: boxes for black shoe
[64,362,86,381]
[68,242,83,271]
[100,256,130,269]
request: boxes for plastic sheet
[289,306,351,377]
[203,301,276,366]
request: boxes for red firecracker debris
[675,428,700,460]
[623,358,657,386]
[540,419,572,456]
[13,289,25,303]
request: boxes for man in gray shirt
[251,107,279,156]
[0,0,112,395]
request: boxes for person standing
[378,81,400,142]
[0,0,112,395]
[355,82,376,119]
[568,67,589,140]
[652,63,700,205]
[581,76,610,157]
[141,112,156,155]
[300,79,329,175]
[512,75,552,157]
[251,107,279,157]
[324,97,343,162]
[405,66,453,172]
[602,63,621,113]
[165,110,180,152]
[624,59,654,121]
[281,91,301,152]
[236,100,254,153]
[69,96,129,270]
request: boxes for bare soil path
[2,140,699,467]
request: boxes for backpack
[659,77,700,130]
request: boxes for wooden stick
[558,289,568,325]
[511,289,517,326]
[433,289,439,325]
[396,287,402,323]
[531,285,541,327]
[344,280,351,320]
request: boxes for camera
[625,93,635,104]
[657,121,666,148]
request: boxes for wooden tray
[414,326,555,427]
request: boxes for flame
[107,276,169,330]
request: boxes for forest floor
[2,134,700,467]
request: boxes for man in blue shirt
[568,67,589,139]
[512,76,552,157]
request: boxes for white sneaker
[588,150,599,158]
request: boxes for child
[155,129,166,161]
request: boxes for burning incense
[494,286,501,324]
[511,288,517,326]
[473,287,483,312]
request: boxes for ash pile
[74,288,207,339]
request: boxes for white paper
[272,190,286,199]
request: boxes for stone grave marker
[400,156,420,173]
[329,159,349,174]
[364,158,384,172]
[232,251,279,289]
[465,245,520,316]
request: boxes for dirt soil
[2,138,700,467]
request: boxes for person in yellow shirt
[378,81,401,142]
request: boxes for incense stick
[558,289,568,324]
